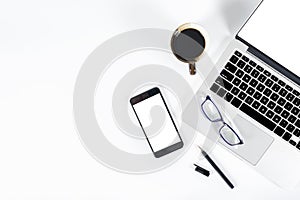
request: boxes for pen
[198,146,234,189]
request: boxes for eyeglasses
[200,96,243,146]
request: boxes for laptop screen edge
[235,0,300,86]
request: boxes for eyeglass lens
[201,99,222,122]
[219,124,241,145]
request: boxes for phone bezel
[130,87,184,158]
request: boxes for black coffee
[172,28,206,62]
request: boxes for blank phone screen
[133,93,181,152]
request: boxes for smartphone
[130,87,184,158]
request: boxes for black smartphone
[130,87,184,158]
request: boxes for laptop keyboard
[211,50,300,150]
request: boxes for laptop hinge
[236,35,300,86]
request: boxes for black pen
[198,146,234,189]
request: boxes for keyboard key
[267,101,276,109]
[257,83,265,92]
[274,126,285,136]
[215,77,232,91]
[252,101,261,109]
[294,129,300,137]
[292,90,300,96]
[236,69,244,78]
[232,78,241,86]
[279,119,288,128]
[281,110,290,118]
[271,75,278,82]
[245,96,254,104]
[217,88,226,97]
[221,69,234,81]
[282,132,292,141]
[263,70,271,77]
[285,85,293,91]
[284,102,293,111]
[231,87,240,95]
[210,83,219,93]
[277,97,286,106]
[220,78,233,91]
[234,50,242,57]
[238,91,247,100]
[273,115,281,123]
[263,88,272,97]
[270,93,279,101]
[242,55,249,62]
[286,93,295,102]
[266,110,275,119]
[259,105,267,114]
[231,97,242,108]
[293,98,300,106]
[249,79,258,88]
[249,60,256,67]
[253,91,262,100]
[260,96,269,104]
[237,60,246,68]
[295,120,300,128]
[296,142,300,150]
[291,107,300,115]
[287,124,295,133]
[240,103,276,131]
[278,80,286,87]
[271,84,280,92]
[274,105,283,114]
[256,65,264,72]
[246,87,255,95]
[288,115,296,123]
[224,93,234,102]
[265,79,274,87]
[225,62,237,73]
[258,74,266,83]
[242,74,251,83]
[251,69,260,78]
[279,88,287,97]
[289,140,297,146]
[229,55,239,64]
[215,76,223,85]
[239,82,248,90]
[244,65,253,73]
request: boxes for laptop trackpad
[219,114,274,165]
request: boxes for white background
[1,0,299,199]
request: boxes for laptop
[209,0,300,188]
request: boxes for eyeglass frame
[200,95,244,146]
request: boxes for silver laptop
[209,0,300,188]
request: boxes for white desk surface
[0,0,299,199]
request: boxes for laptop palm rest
[219,114,274,165]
